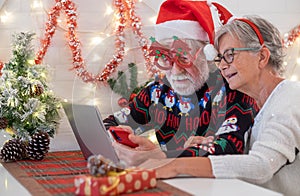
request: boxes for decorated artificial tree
[107,63,152,107]
[0,32,61,162]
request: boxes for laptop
[62,102,119,163]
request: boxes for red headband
[235,18,264,45]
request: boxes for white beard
[166,64,209,96]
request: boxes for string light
[297,57,300,65]
[91,36,104,45]
[0,11,11,23]
[105,5,114,16]
[149,16,157,24]
[290,75,298,81]
[31,0,43,10]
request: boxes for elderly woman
[140,15,300,196]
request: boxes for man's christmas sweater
[110,70,259,157]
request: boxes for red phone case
[109,127,138,148]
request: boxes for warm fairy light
[105,5,114,16]
[27,59,35,65]
[297,58,300,65]
[91,36,104,45]
[91,54,102,62]
[124,47,130,53]
[290,75,298,81]
[149,16,157,24]
[40,72,46,78]
[0,11,11,23]
[31,0,43,9]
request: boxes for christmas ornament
[0,139,27,162]
[29,83,44,97]
[117,97,129,108]
[26,131,50,161]
[87,154,125,177]
[0,117,8,129]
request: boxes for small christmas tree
[0,32,61,162]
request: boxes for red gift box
[74,169,157,195]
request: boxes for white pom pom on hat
[203,44,218,61]
[155,0,233,61]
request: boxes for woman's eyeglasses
[214,47,261,67]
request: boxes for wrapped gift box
[74,169,157,195]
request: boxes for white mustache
[170,74,191,81]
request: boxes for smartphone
[109,126,138,148]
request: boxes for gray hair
[215,15,286,75]
[185,39,217,72]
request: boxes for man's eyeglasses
[214,47,261,67]
[149,36,203,70]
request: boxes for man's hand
[103,115,118,130]
[112,134,166,166]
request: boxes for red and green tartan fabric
[17,151,88,195]
[3,151,187,196]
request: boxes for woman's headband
[234,18,264,45]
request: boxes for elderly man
[104,0,258,166]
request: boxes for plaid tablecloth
[2,151,191,196]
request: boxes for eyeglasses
[214,47,261,67]
[149,36,203,70]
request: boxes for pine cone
[0,139,27,162]
[26,131,50,161]
[30,84,44,97]
[0,117,8,129]
[87,154,125,177]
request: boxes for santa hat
[155,0,233,61]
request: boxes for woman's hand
[138,158,178,179]
[184,136,214,148]
[139,157,214,179]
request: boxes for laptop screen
[62,102,119,163]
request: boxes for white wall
[0,0,299,150]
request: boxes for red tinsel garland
[1,1,298,79]
[283,24,300,48]
[34,0,155,83]
[0,61,3,76]
[0,0,159,83]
